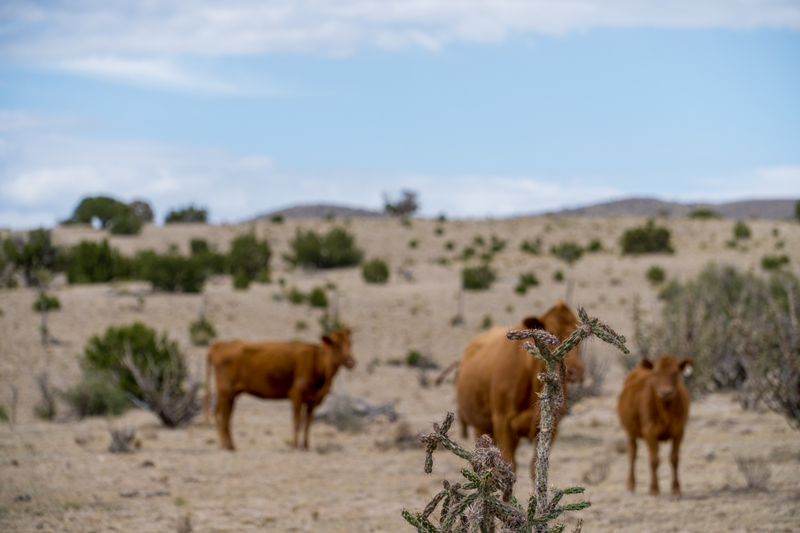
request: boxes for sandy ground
[1,215,799,532]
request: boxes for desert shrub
[586,238,603,252]
[408,239,418,249]
[189,317,216,346]
[232,269,250,290]
[621,219,674,254]
[444,240,455,251]
[362,258,389,284]
[135,251,206,293]
[515,272,539,295]
[32,292,60,312]
[434,227,444,236]
[646,265,666,285]
[761,254,789,270]
[33,372,57,421]
[459,246,476,261]
[462,264,495,290]
[108,213,143,235]
[270,214,284,224]
[688,208,722,219]
[64,240,132,283]
[520,237,542,255]
[481,314,493,329]
[553,270,564,282]
[61,370,129,418]
[308,286,328,308]
[189,239,226,275]
[735,456,771,491]
[384,190,419,217]
[489,235,506,253]
[733,221,752,240]
[3,229,62,286]
[165,205,208,224]
[285,227,363,269]
[0,404,8,422]
[81,322,183,401]
[227,233,271,283]
[288,286,305,304]
[550,241,584,264]
[404,350,437,369]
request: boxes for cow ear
[321,335,333,347]
[680,359,694,377]
[523,316,546,330]
[640,358,653,369]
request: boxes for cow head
[322,328,356,370]
[642,355,693,401]
[523,300,585,383]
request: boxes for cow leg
[646,436,660,496]
[291,397,303,450]
[302,403,317,450]
[625,434,637,493]
[215,390,237,451]
[492,415,520,471]
[670,434,683,498]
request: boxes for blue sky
[1,1,799,228]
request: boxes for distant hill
[550,198,798,220]
[252,203,386,221]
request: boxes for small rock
[10,459,19,467]
[13,494,31,502]
[704,448,716,461]
[120,491,139,498]
[139,460,155,468]
[145,489,171,497]
[740,427,752,435]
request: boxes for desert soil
[1,215,799,532]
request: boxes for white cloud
[2,0,798,65]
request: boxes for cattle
[617,354,693,497]
[455,300,585,473]
[203,328,355,451]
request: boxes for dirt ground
[1,215,799,532]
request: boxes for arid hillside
[1,214,799,532]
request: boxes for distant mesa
[547,197,797,220]
[252,203,386,221]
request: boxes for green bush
[481,314,493,329]
[434,227,444,236]
[227,233,271,282]
[550,241,584,264]
[733,221,752,240]
[61,371,129,418]
[621,220,674,254]
[444,241,455,251]
[285,227,363,269]
[135,251,206,293]
[189,317,217,346]
[308,286,328,308]
[404,349,437,368]
[553,270,564,282]
[688,208,722,219]
[108,213,143,235]
[0,404,8,422]
[761,254,789,270]
[65,240,132,283]
[489,235,506,253]
[362,258,389,284]
[520,237,542,255]
[270,214,285,224]
[232,269,251,290]
[32,292,60,312]
[81,322,184,401]
[165,205,208,223]
[408,239,418,249]
[3,229,62,286]
[190,238,209,254]
[646,265,666,285]
[587,239,603,252]
[515,272,540,295]
[462,264,496,290]
[288,287,305,304]
[189,239,226,275]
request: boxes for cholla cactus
[403,308,629,533]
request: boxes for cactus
[403,307,629,533]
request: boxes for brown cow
[455,300,584,473]
[617,354,693,497]
[203,329,355,451]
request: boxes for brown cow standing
[203,328,355,451]
[617,354,693,497]
[455,300,585,474]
